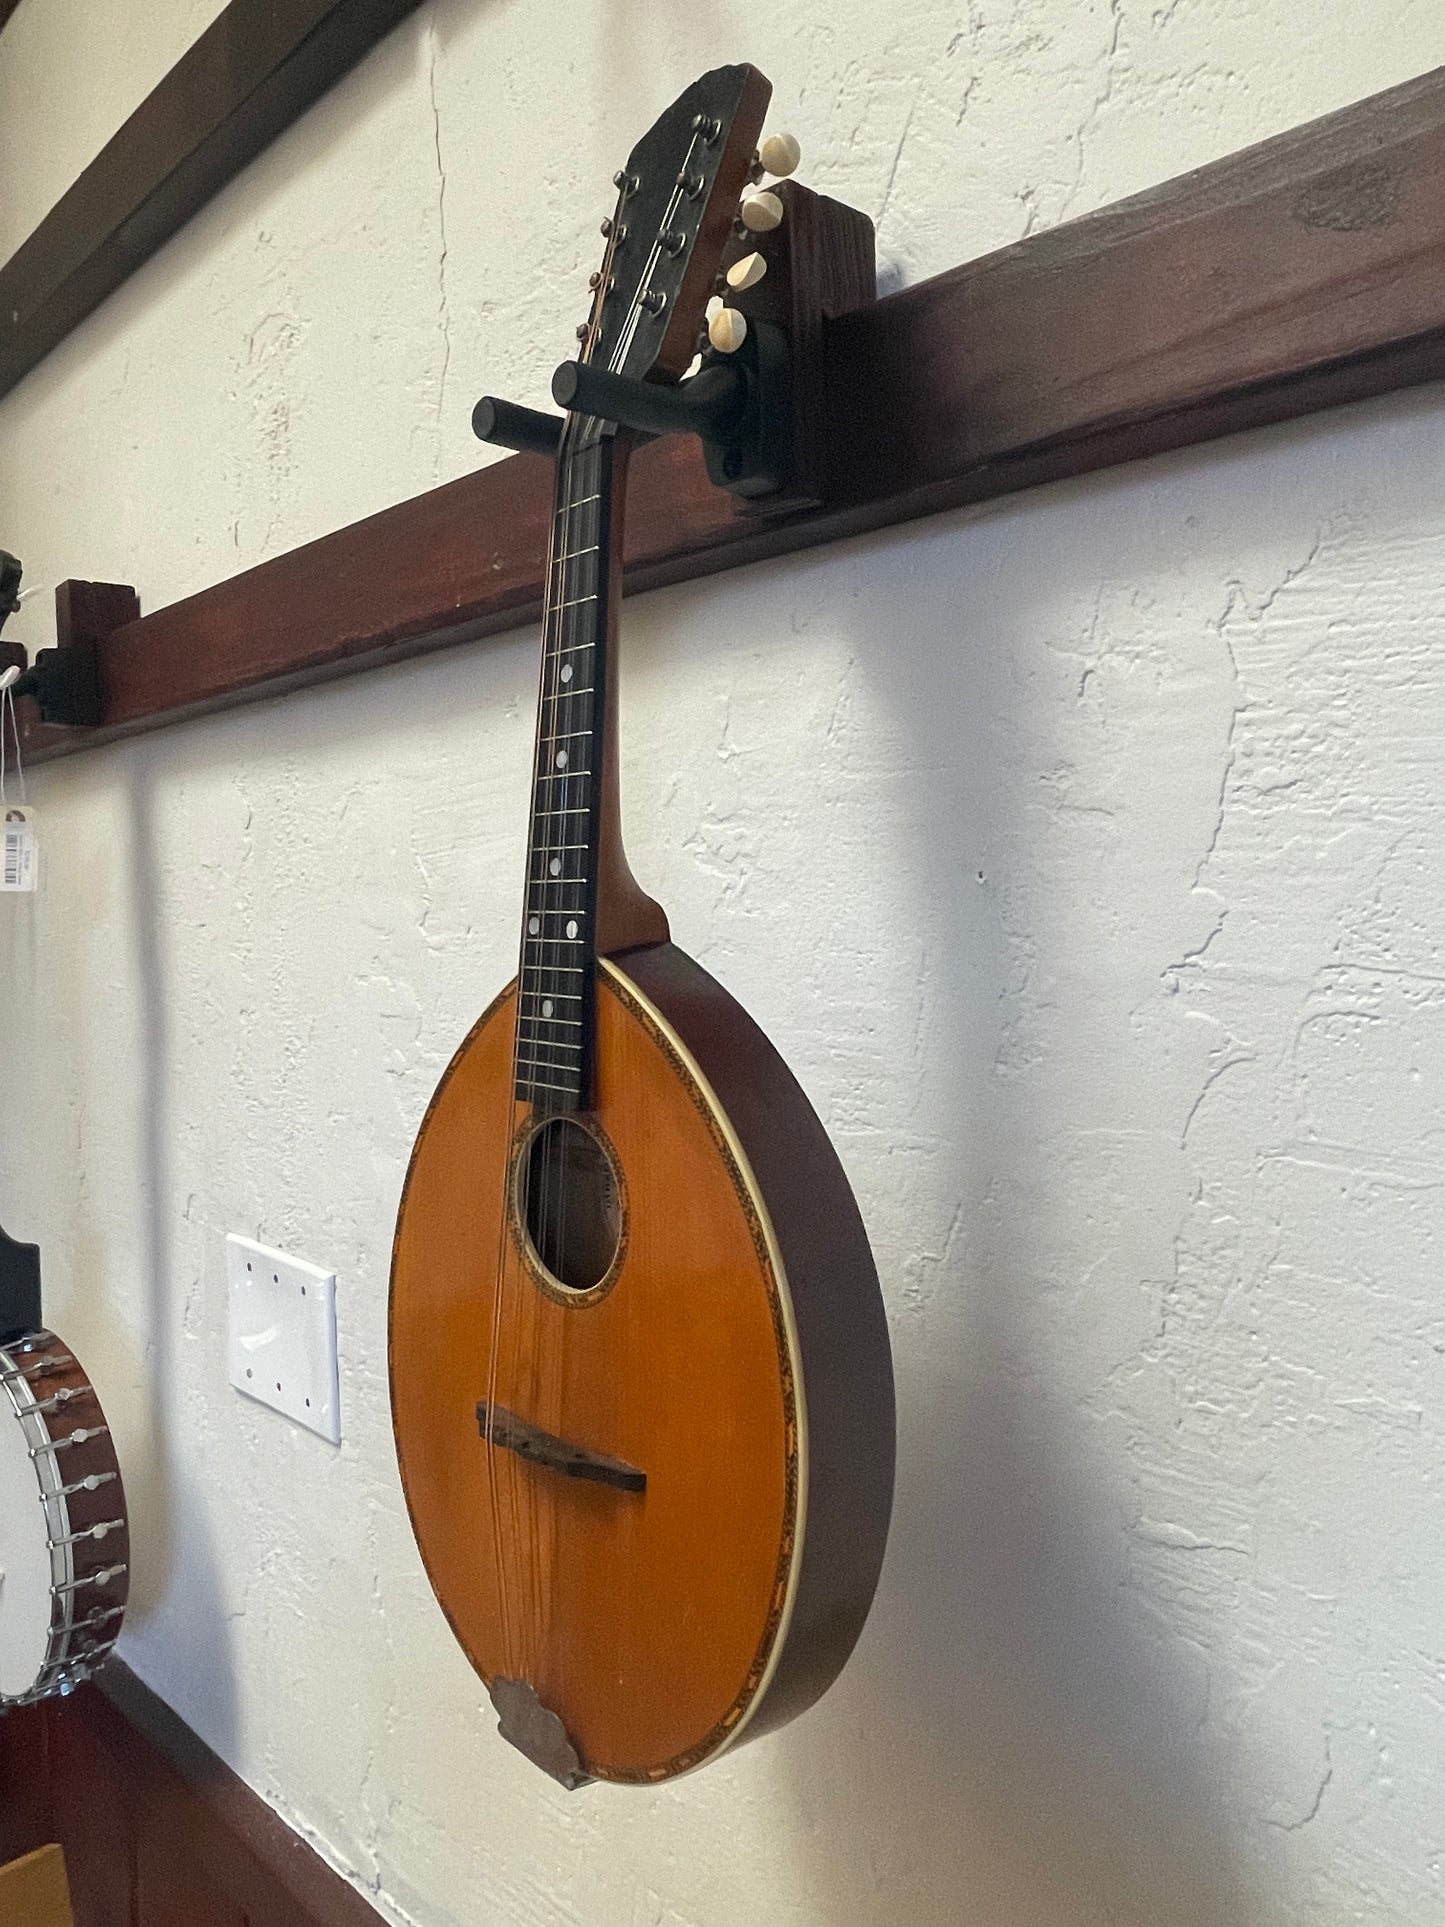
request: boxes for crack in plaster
[876,93,918,232]
[1059,0,1126,221]
[426,25,453,474]
[1267,1734,1334,1832]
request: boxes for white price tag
[1,805,38,892]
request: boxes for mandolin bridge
[476,1400,646,1494]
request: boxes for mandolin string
[547,418,604,1680]
[492,404,580,1681]
[492,139,695,1689]
[527,418,580,1675]
[524,414,598,1675]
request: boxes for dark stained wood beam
[16,62,1445,763]
[0,1662,386,1926]
[0,0,426,400]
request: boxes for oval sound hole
[520,1118,621,1294]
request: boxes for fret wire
[517,430,612,1107]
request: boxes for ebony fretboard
[513,424,616,1110]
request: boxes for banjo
[0,1222,129,1707]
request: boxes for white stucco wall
[3,4,1445,1923]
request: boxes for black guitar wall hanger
[0,580,139,729]
[0,1220,42,1343]
[473,179,877,513]
[473,319,791,501]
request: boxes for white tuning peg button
[726,251,767,292]
[740,189,784,234]
[759,133,801,179]
[708,307,748,353]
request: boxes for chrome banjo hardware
[29,1422,110,1456]
[29,1385,86,1414]
[0,1325,131,1712]
[50,1518,125,1549]
[0,1351,71,1383]
[53,1564,128,1596]
[48,1469,118,1501]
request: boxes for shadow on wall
[115,761,238,1754]
[768,474,1256,1925]
[783,1353,1245,1927]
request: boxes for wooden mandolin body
[389,942,894,1783]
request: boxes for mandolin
[389,63,894,1787]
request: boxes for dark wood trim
[14,63,1445,765]
[0,1661,385,1927]
[0,0,426,401]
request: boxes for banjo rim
[0,1328,129,1708]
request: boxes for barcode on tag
[1,809,37,892]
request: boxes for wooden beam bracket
[9,582,138,728]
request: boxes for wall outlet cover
[227,1235,341,1445]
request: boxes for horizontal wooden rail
[0,0,426,401]
[17,63,1445,764]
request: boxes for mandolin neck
[513,424,667,1112]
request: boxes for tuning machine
[758,132,801,178]
[711,137,796,353]
[707,307,748,354]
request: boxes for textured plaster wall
[2,3,1445,1923]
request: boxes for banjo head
[0,1331,129,1707]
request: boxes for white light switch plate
[227,1235,341,1444]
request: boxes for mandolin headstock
[581,64,771,384]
